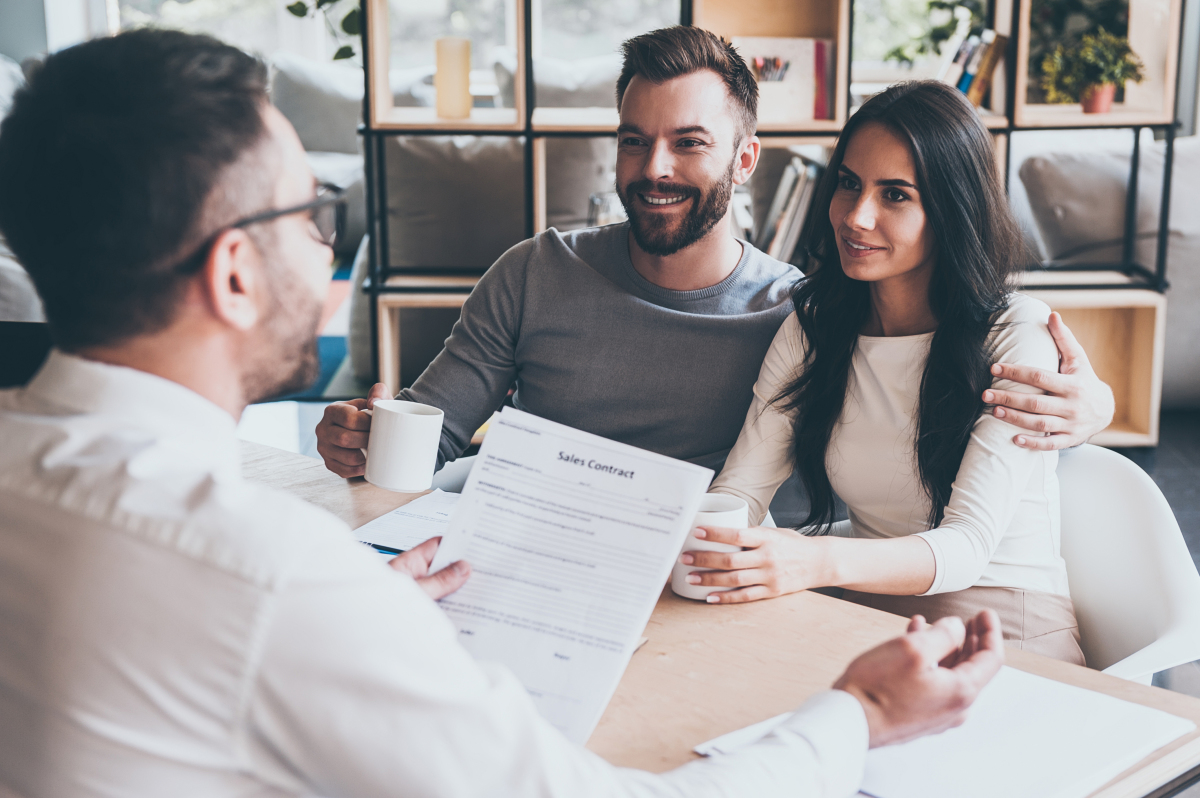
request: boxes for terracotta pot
[1081,83,1117,114]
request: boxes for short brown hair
[616,26,758,142]
[0,29,269,351]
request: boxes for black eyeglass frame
[172,183,347,275]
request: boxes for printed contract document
[429,408,713,742]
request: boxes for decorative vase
[1081,83,1116,114]
[435,37,472,119]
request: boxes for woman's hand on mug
[316,382,392,478]
[680,526,831,604]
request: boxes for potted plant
[1041,27,1145,113]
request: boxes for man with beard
[316,26,1116,523]
[0,29,1008,795]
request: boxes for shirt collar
[22,350,242,479]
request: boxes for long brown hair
[779,80,1025,531]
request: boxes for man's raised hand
[834,609,1004,748]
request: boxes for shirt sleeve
[397,242,530,469]
[710,314,805,526]
[916,298,1060,595]
[242,535,868,798]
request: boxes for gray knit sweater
[399,222,800,473]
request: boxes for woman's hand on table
[680,526,830,603]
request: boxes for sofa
[1017,133,1200,408]
[0,54,43,324]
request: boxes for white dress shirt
[0,351,868,798]
[712,294,1070,596]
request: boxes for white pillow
[493,51,622,109]
[0,54,25,119]
[0,235,44,323]
[270,53,433,155]
[1018,138,1200,408]
[1019,146,1165,265]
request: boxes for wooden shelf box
[364,0,526,132]
[694,0,850,132]
[1013,0,1182,129]
[1019,278,1167,447]
[376,276,481,391]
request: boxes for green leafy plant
[286,0,359,61]
[884,1,986,67]
[1040,27,1145,104]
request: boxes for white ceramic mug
[671,493,750,601]
[361,400,444,493]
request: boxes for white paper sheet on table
[428,407,714,744]
[356,489,461,552]
[695,666,1195,798]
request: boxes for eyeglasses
[173,183,347,274]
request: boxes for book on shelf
[756,154,823,264]
[940,28,1007,109]
[941,33,979,88]
[956,29,995,93]
[965,31,1007,106]
[814,40,835,121]
[732,37,836,123]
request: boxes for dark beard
[243,256,325,404]
[617,157,735,257]
[251,331,321,402]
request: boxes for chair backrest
[1057,444,1200,677]
[0,321,51,389]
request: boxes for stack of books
[939,27,1008,106]
[733,37,836,123]
[755,154,823,264]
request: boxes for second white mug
[671,493,750,601]
[361,399,444,493]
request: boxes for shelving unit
[1012,0,1181,129]
[359,0,852,391]
[360,0,1182,446]
[996,0,1181,446]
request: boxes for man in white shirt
[0,29,1003,796]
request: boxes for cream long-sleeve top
[0,350,869,798]
[711,294,1071,597]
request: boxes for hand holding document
[429,408,714,743]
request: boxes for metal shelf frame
[359,0,1183,380]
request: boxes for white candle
[435,37,472,119]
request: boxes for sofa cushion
[385,136,526,271]
[0,236,44,323]
[1019,144,1164,266]
[0,54,23,118]
[494,52,622,109]
[270,53,433,155]
[1019,138,1200,407]
[384,134,616,271]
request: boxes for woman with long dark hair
[698,80,1083,663]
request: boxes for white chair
[1057,444,1200,683]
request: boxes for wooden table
[241,440,1200,797]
